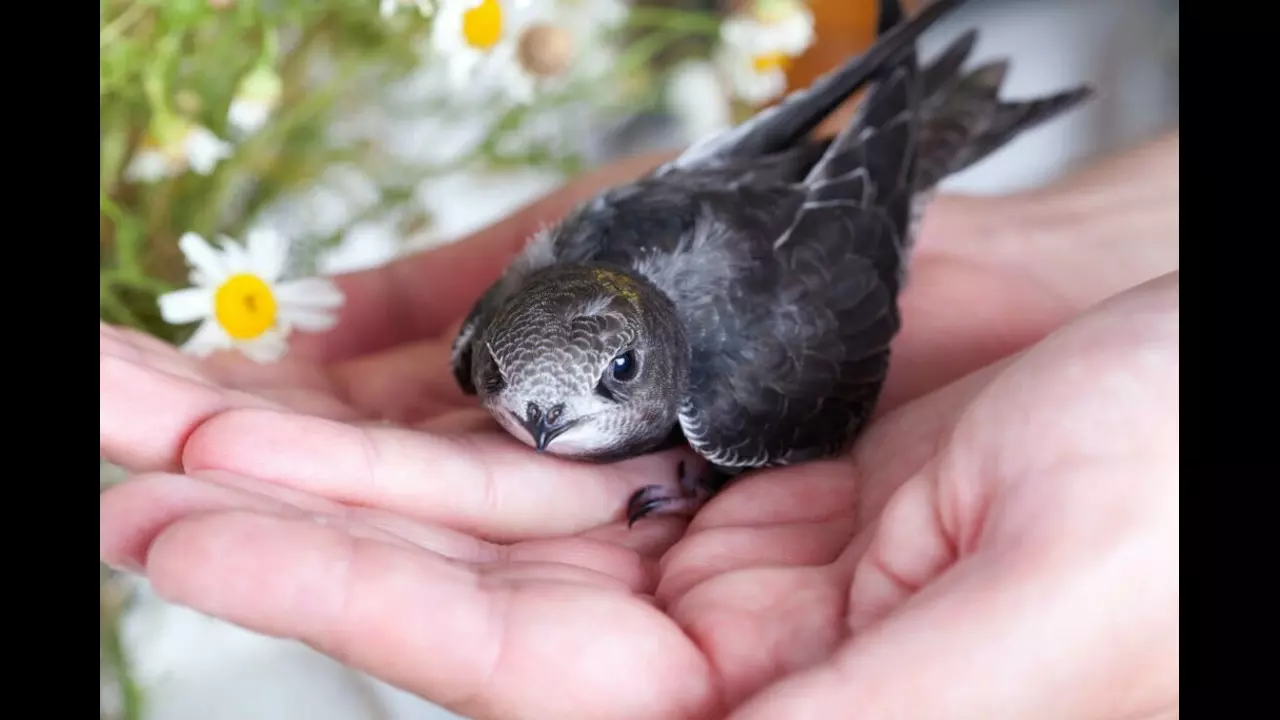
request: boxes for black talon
[626,485,668,527]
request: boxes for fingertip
[100,354,224,472]
[145,510,352,631]
[100,471,309,574]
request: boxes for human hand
[101,135,1178,718]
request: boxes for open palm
[101,145,1178,720]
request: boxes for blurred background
[100,1,1179,718]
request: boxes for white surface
[116,2,1178,719]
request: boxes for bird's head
[472,264,689,461]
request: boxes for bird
[448,0,1094,526]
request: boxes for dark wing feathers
[915,34,1094,191]
[676,16,923,469]
[676,204,900,468]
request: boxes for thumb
[727,465,1177,720]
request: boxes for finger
[199,467,676,591]
[182,408,691,541]
[843,468,958,633]
[101,321,210,384]
[579,516,689,558]
[289,151,681,363]
[145,511,717,720]
[100,346,360,472]
[101,472,304,572]
[729,278,1181,720]
[415,408,499,435]
[100,349,275,472]
[878,132,1178,413]
[688,463,859,530]
[328,339,475,421]
[667,564,850,710]
[876,251,1077,414]
[100,472,499,571]
[656,517,857,607]
[727,501,1178,720]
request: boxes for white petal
[185,128,233,175]
[178,320,231,357]
[667,61,733,142]
[245,227,289,283]
[228,99,270,136]
[157,287,214,325]
[774,15,815,55]
[279,305,339,333]
[720,17,760,48]
[124,151,177,183]
[217,235,253,275]
[740,70,786,105]
[381,0,398,19]
[504,69,538,105]
[275,277,346,309]
[447,54,479,89]
[178,232,229,284]
[235,330,289,364]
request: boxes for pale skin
[100,131,1178,720]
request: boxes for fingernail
[104,557,145,575]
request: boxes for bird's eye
[611,350,638,382]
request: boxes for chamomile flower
[124,116,234,183]
[227,65,282,136]
[431,0,521,90]
[380,0,436,20]
[500,0,629,104]
[157,230,345,363]
[716,0,815,106]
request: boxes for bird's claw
[625,459,713,527]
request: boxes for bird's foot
[625,455,716,527]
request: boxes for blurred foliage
[99,1,728,718]
[99,0,726,344]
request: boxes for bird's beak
[521,413,574,452]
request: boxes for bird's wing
[675,199,903,470]
[676,11,929,470]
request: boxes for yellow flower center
[214,273,278,340]
[752,51,791,74]
[462,0,504,50]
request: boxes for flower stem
[101,1,150,48]
[100,570,144,720]
[624,7,723,35]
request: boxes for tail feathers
[915,33,1094,190]
[922,28,978,98]
[661,0,970,174]
[943,86,1094,180]
[877,0,905,35]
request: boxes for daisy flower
[380,0,436,20]
[500,0,629,104]
[227,64,282,137]
[157,230,345,363]
[716,0,815,106]
[124,116,234,183]
[430,0,524,92]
